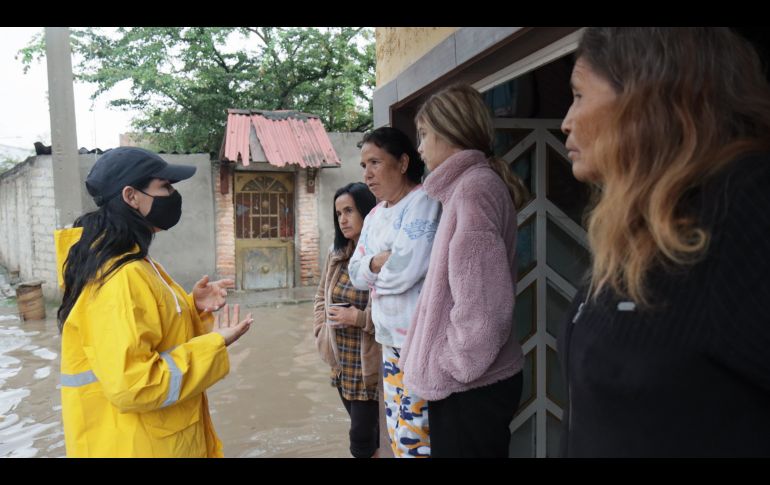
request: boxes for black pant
[427,372,523,458]
[338,389,380,458]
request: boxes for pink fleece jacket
[400,149,524,401]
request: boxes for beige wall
[376,27,457,87]
[317,132,369,271]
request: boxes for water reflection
[0,308,63,458]
[0,299,350,458]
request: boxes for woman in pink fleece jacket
[400,84,528,457]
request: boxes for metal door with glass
[494,117,591,457]
[478,44,588,457]
[234,172,295,290]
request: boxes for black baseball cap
[85,147,197,206]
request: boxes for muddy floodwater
[0,297,352,458]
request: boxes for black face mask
[136,189,183,230]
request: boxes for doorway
[234,172,295,290]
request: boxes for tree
[18,27,375,153]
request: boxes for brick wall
[213,163,236,283]
[297,168,320,286]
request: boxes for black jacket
[559,153,770,457]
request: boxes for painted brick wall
[2,154,218,300]
[0,156,58,300]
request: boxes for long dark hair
[57,177,155,331]
[359,127,425,184]
[333,182,376,252]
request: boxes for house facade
[217,109,364,290]
[375,26,770,458]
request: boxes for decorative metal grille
[235,175,294,239]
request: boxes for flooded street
[0,296,352,458]
[0,297,63,457]
[205,300,350,458]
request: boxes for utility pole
[45,27,82,228]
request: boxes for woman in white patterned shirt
[349,127,441,458]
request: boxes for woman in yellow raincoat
[55,147,252,457]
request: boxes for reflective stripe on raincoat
[55,227,229,457]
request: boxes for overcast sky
[0,27,139,154]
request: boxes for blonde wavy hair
[415,84,529,209]
[579,27,770,305]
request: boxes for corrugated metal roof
[221,109,342,168]
[222,111,252,164]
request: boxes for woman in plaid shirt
[313,182,381,458]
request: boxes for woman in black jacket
[558,27,770,457]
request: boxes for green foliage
[18,27,375,153]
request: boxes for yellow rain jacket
[55,227,229,457]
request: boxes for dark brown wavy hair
[579,27,770,305]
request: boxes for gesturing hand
[193,275,235,313]
[213,303,252,346]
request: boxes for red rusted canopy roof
[221,109,341,167]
